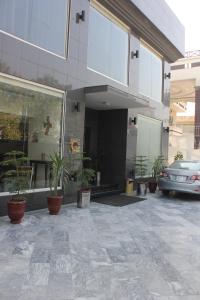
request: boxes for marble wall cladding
[1,194,200,299]
[0,0,173,213]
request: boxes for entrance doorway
[84,108,128,190]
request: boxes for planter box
[77,189,91,208]
[137,182,147,196]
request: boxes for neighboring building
[0,0,184,215]
[169,51,200,163]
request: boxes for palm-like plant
[49,152,70,196]
[47,152,71,215]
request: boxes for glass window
[0,76,64,193]
[87,5,129,84]
[139,43,163,102]
[136,115,162,175]
[169,161,200,171]
[0,0,69,56]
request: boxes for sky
[165,0,200,52]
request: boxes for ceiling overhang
[84,85,149,110]
[97,0,184,62]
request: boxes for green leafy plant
[76,167,95,189]
[0,151,31,198]
[49,152,70,196]
[66,153,95,189]
[174,151,183,161]
[152,155,166,182]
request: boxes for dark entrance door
[84,108,128,189]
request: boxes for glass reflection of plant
[134,155,149,179]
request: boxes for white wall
[169,125,200,163]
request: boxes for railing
[195,125,200,137]
[185,50,200,58]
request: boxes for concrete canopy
[84,85,149,110]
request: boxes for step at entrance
[91,184,122,199]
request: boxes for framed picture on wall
[70,138,80,153]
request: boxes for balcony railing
[195,125,200,137]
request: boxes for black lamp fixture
[164,72,171,79]
[73,102,80,112]
[129,117,137,126]
[76,10,85,23]
[131,50,139,59]
[163,126,169,133]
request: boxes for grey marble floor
[1,193,200,300]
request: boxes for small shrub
[174,151,183,161]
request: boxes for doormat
[92,194,147,207]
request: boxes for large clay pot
[47,196,63,215]
[148,181,158,193]
[7,198,26,224]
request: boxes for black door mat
[92,194,147,207]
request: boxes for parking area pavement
[1,193,200,299]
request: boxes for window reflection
[0,0,68,56]
[0,79,63,192]
[137,115,162,175]
[139,44,162,102]
[87,6,129,84]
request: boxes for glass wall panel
[0,0,68,56]
[136,115,162,175]
[87,6,129,84]
[0,78,63,192]
[139,44,162,102]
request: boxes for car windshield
[169,161,200,171]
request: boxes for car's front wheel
[162,190,169,196]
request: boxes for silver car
[159,160,200,195]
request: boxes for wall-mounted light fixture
[73,102,80,112]
[129,117,137,126]
[131,50,139,59]
[163,126,169,133]
[101,101,111,106]
[164,72,171,79]
[76,10,85,23]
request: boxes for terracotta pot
[148,181,158,193]
[7,198,26,224]
[47,195,63,215]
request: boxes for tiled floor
[1,193,200,299]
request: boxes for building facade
[0,0,184,215]
[169,51,200,163]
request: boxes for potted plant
[47,152,70,215]
[0,151,31,224]
[76,166,95,208]
[134,155,149,195]
[66,152,95,208]
[148,155,165,193]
